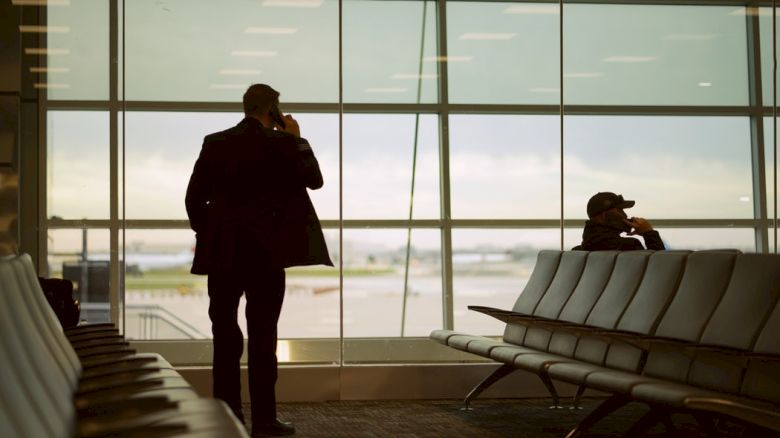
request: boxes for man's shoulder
[203,127,234,145]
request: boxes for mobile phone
[269,104,286,129]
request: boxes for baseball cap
[587,192,635,218]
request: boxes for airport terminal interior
[2,0,780,436]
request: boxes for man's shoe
[252,419,295,436]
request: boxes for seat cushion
[585,369,658,394]
[546,361,606,386]
[490,345,538,364]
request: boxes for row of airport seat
[0,253,249,437]
[431,250,780,436]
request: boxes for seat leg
[537,372,562,408]
[570,384,586,410]
[692,413,720,437]
[462,363,516,410]
[565,394,629,438]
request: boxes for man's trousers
[207,265,286,423]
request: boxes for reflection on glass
[564,116,753,219]
[452,229,561,336]
[125,112,339,220]
[447,2,559,104]
[44,0,108,100]
[124,0,338,102]
[564,4,747,105]
[344,114,439,219]
[343,0,438,103]
[47,111,110,219]
[342,229,441,338]
[449,115,560,218]
[47,228,111,323]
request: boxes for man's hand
[625,217,653,235]
[277,114,301,138]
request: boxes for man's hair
[243,84,280,116]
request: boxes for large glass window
[32,1,779,365]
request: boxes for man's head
[243,84,280,119]
[587,192,635,231]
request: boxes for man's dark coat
[185,117,332,274]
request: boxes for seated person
[575,192,665,251]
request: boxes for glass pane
[564,4,748,105]
[343,0,438,103]
[125,112,339,220]
[122,229,204,340]
[344,114,439,219]
[47,228,111,324]
[42,0,108,100]
[564,116,753,220]
[281,230,340,339]
[759,8,779,106]
[764,116,778,252]
[123,229,341,342]
[124,0,338,102]
[47,111,110,219]
[342,229,442,338]
[657,228,756,252]
[449,114,560,219]
[447,2,559,104]
[452,229,561,336]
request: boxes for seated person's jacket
[574,220,665,251]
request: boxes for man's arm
[293,138,324,190]
[626,217,665,250]
[185,140,213,233]
[641,230,666,250]
[276,114,324,190]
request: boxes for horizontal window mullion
[47,218,769,229]
[44,101,764,117]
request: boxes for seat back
[546,251,619,357]
[740,281,780,403]
[604,251,689,372]
[684,254,780,394]
[641,251,737,382]
[10,254,82,386]
[0,258,75,438]
[572,251,652,364]
[521,251,588,350]
[503,251,562,345]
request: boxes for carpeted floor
[241,398,754,437]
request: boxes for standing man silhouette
[186,84,332,436]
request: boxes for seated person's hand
[624,217,653,235]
